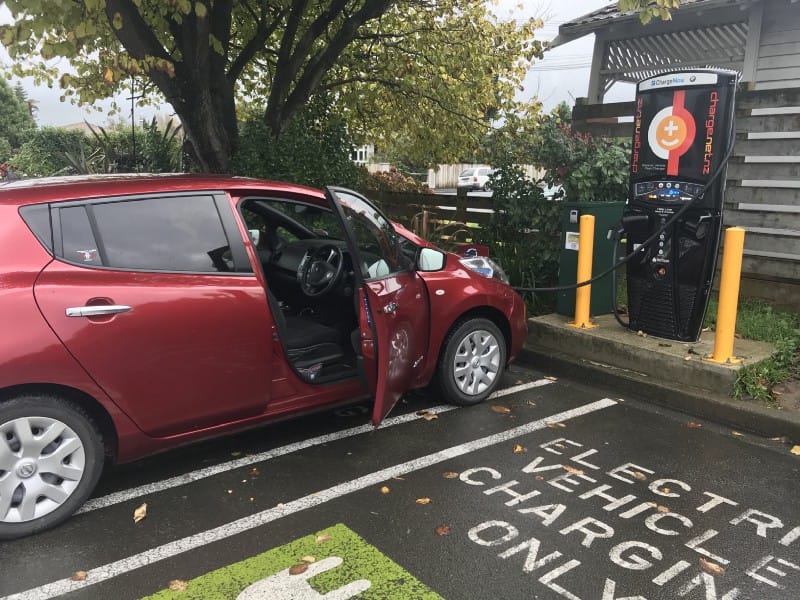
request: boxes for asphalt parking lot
[2,364,799,600]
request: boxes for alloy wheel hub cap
[16,460,37,479]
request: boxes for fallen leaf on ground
[791,445,800,456]
[660,487,671,495]
[632,471,647,481]
[168,580,188,592]
[657,505,670,513]
[646,501,657,507]
[546,422,566,429]
[769,436,788,443]
[301,556,316,563]
[687,347,700,355]
[687,422,703,428]
[416,497,432,505]
[731,431,744,437]
[316,534,332,544]
[133,503,147,523]
[535,475,545,481]
[527,400,537,407]
[699,558,726,576]
[250,467,259,476]
[513,444,526,454]
[380,486,390,494]
[491,405,511,414]
[684,355,692,361]
[416,410,438,421]
[289,563,309,575]
[442,472,459,479]
[563,465,584,475]
[71,571,88,582]
[435,525,451,536]
[230,451,242,457]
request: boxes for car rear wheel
[0,396,104,540]
[437,318,506,405]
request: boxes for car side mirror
[417,247,446,272]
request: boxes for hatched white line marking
[5,397,615,600]
[79,378,553,513]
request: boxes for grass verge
[704,298,800,403]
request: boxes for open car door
[325,187,430,426]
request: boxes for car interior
[238,197,365,384]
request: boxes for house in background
[550,0,800,306]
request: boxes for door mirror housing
[418,248,446,272]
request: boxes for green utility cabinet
[555,201,625,317]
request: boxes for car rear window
[460,169,474,177]
[19,204,54,253]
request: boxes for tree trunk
[171,83,237,174]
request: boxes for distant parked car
[539,183,564,200]
[457,167,493,194]
[0,173,528,539]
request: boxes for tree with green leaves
[0,78,36,157]
[1,1,542,174]
[618,0,681,24]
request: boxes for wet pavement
[1,364,799,600]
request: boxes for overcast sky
[2,1,628,127]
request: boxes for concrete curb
[517,345,800,443]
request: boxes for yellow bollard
[706,227,746,364]
[569,214,597,330]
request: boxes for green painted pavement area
[144,523,443,599]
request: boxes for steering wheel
[300,244,345,297]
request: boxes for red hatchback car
[0,174,527,539]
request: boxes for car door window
[332,190,408,278]
[57,195,232,273]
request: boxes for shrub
[479,164,561,313]
[531,103,629,203]
[11,127,89,176]
[231,97,362,189]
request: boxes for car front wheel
[0,395,104,540]
[437,318,506,405]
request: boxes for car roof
[0,173,326,207]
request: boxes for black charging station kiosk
[623,69,737,342]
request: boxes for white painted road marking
[78,378,554,513]
[5,397,616,600]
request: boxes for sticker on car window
[75,249,98,262]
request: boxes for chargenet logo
[647,90,696,176]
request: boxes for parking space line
[6,396,614,600]
[78,378,554,514]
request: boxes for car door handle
[65,305,133,317]
[382,302,398,315]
